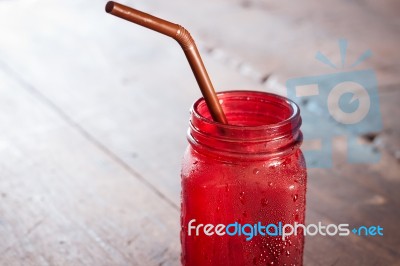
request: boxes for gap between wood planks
[0,59,179,211]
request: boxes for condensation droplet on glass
[261,198,269,207]
[268,182,273,187]
[253,168,260,175]
[239,191,245,204]
[225,183,230,192]
[286,250,290,256]
[293,194,298,202]
[269,159,282,168]
[289,185,295,190]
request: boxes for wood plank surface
[0,67,180,265]
[0,0,399,265]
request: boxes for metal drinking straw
[106,1,228,124]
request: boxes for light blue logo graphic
[287,39,382,168]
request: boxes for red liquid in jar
[181,91,307,265]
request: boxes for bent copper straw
[105,1,228,124]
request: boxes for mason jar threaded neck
[187,91,303,161]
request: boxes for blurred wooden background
[0,0,399,265]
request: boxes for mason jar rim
[191,90,300,130]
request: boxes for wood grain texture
[0,67,180,265]
[0,0,399,265]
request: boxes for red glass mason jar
[181,91,307,266]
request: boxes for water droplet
[239,192,245,204]
[289,185,295,190]
[225,184,230,192]
[286,250,290,256]
[217,206,220,211]
[293,194,298,202]
[193,161,198,165]
[269,160,281,168]
[268,182,273,187]
[253,168,260,175]
[261,198,269,207]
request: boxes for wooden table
[0,0,399,265]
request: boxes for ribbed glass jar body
[181,91,307,266]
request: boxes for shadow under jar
[181,91,307,266]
